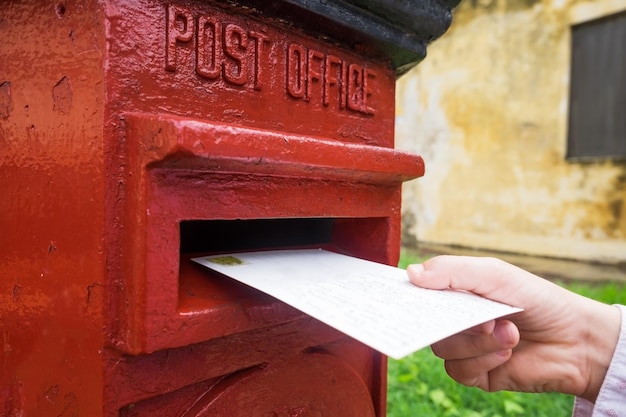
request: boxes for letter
[165,5,194,72]
[196,16,222,79]
[249,31,270,91]
[347,63,363,112]
[286,43,306,99]
[223,23,248,86]
[362,67,376,115]
[339,59,347,109]
[306,49,324,101]
[324,55,342,107]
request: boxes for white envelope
[192,249,522,359]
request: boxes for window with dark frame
[567,11,626,160]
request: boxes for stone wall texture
[396,0,626,262]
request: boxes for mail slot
[0,0,457,416]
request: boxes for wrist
[579,299,622,403]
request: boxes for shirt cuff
[572,304,626,417]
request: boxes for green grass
[388,250,626,417]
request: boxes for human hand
[407,255,621,403]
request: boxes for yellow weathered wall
[397,0,626,262]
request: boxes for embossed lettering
[362,67,376,115]
[286,42,376,115]
[223,24,248,85]
[164,5,377,113]
[166,5,269,90]
[196,16,221,79]
[324,55,344,109]
[249,31,269,90]
[347,64,363,112]
[345,64,376,115]
[166,5,194,72]
[306,49,324,101]
[287,43,306,98]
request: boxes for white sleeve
[572,304,626,417]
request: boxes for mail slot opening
[180,218,335,254]
[177,217,392,325]
[179,216,391,260]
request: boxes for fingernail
[494,322,514,345]
[408,263,424,275]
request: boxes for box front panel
[103,1,408,416]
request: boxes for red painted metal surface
[0,1,425,415]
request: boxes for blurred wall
[397,0,626,262]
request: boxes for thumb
[407,255,545,308]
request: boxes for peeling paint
[0,81,12,119]
[52,76,72,114]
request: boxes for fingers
[444,349,513,391]
[433,320,520,391]
[407,255,542,308]
[431,319,519,360]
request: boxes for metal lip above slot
[122,112,425,184]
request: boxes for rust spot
[59,392,79,417]
[0,381,24,417]
[44,385,60,403]
[86,282,103,304]
[52,76,72,114]
[55,2,66,18]
[0,81,12,119]
[12,284,21,302]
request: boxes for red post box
[0,1,457,415]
